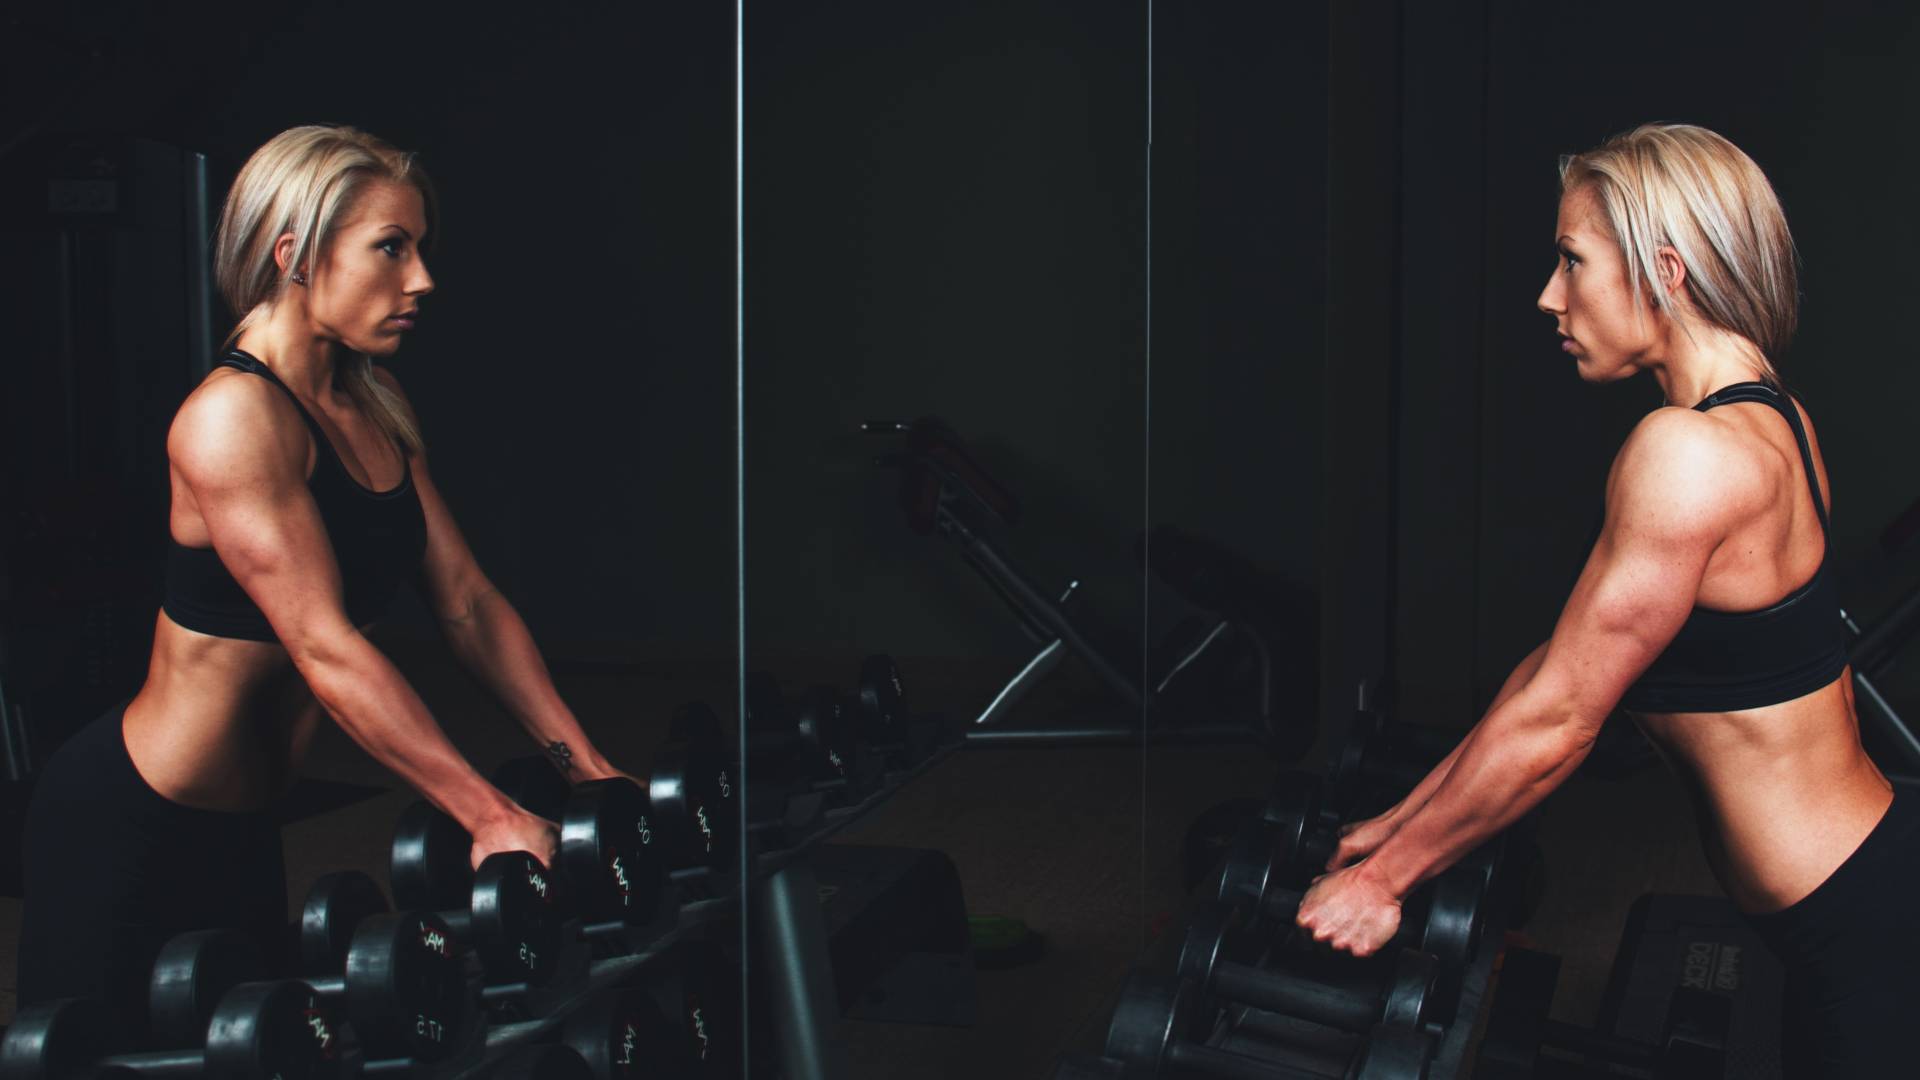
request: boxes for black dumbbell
[291,874,472,1062]
[552,987,700,1078]
[850,653,951,768]
[1177,903,1443,1039]
[388,806,566,989]
[495,740,739,881]
[1220,825,1490,969]
[743,674,885,819]
[488,759,681,928]
[1104,973,1432,1079]
[1,982,341,1079]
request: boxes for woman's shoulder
[168,368,309,480]
[1606,406,1770,533]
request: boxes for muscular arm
[1361,409,1756,897]
[373,369,615,778]
[170,378,516,833]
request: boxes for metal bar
[753,861,847,1080]
[952,525,1143,708]
[1152,619,1230,695]
[1851,581,1920,677]
[184,151,215,375]
[974,638,1066,727]
[1854,671,1920,774]
[964,723,1269,748]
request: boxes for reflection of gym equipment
[1843,493,1920,774]
[865,418,1315,753]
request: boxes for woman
[1295,123,1911,1076]
[17,125,629,1030]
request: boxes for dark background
[2,1,1919,1074]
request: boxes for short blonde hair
[213,125,436,454]
[1559,124,1798,384]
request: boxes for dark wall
[743,1,1149,666]
[1,0,737,712]
[1460,2,1920,707]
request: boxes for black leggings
[1744,788,1920,1078]
[15,700,287,1038]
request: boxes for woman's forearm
[443,586,611,775]
[301,631,517,833]
[1376,641,1551,825]
[1366,687,1592,896]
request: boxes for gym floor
[0,637,1721,1078]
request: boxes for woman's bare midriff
[121,609,345,813]
[1631,674,1892,915]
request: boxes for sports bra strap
[219,349,336,448]
[1693,381,1829,535]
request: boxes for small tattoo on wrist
[547,741,575,775]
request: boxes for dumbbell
[1104,973,1432,1079]
[487,757,692,927]
[850,653,951,768]
[1,982,340,1079]
[388,807,566,990]
[290,874,473,1062]
[1220,825,1491,972]
[743,673,885,815]
[494,740,739,881]
[1177,903,1444,1039]
[551,987,700,1078]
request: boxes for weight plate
[203,980,342,1080]
[561,777,665,927]
[563,988,693,1078]
[150,928,266,1047]
[1382,949,1440,1031]
[390,801,475,913]
[1352,1022,1434,1080]
[471,851,563,986]
[650,744,738,873]
[300,871,389,975]
[0,998,109,1079]
[855,654,907,743]
[343,912,466,1062]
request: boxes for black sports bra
[162,350,428,642]
[1616,382,1848,713]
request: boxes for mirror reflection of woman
[17,125,631,1030]
[1296,123,1914,1076]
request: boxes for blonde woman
[17,125,626,1028]
[1296,124,1904,1075]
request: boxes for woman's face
[293,179,434,358]
[1536,185,1657,383]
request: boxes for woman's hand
[1294,863,1403,958]
[469,805,560,872]
[570,750,643,790]
[1325,809,1404,873]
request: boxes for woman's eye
[378,239,403,258]
[1562,254,1577,274]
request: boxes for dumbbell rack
[1210,870,1507,1080]
[422,723,971,1079]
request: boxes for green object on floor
[969,914,1047,969]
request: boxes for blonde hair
[213,124,436,454]
[1559,123,1798,385]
